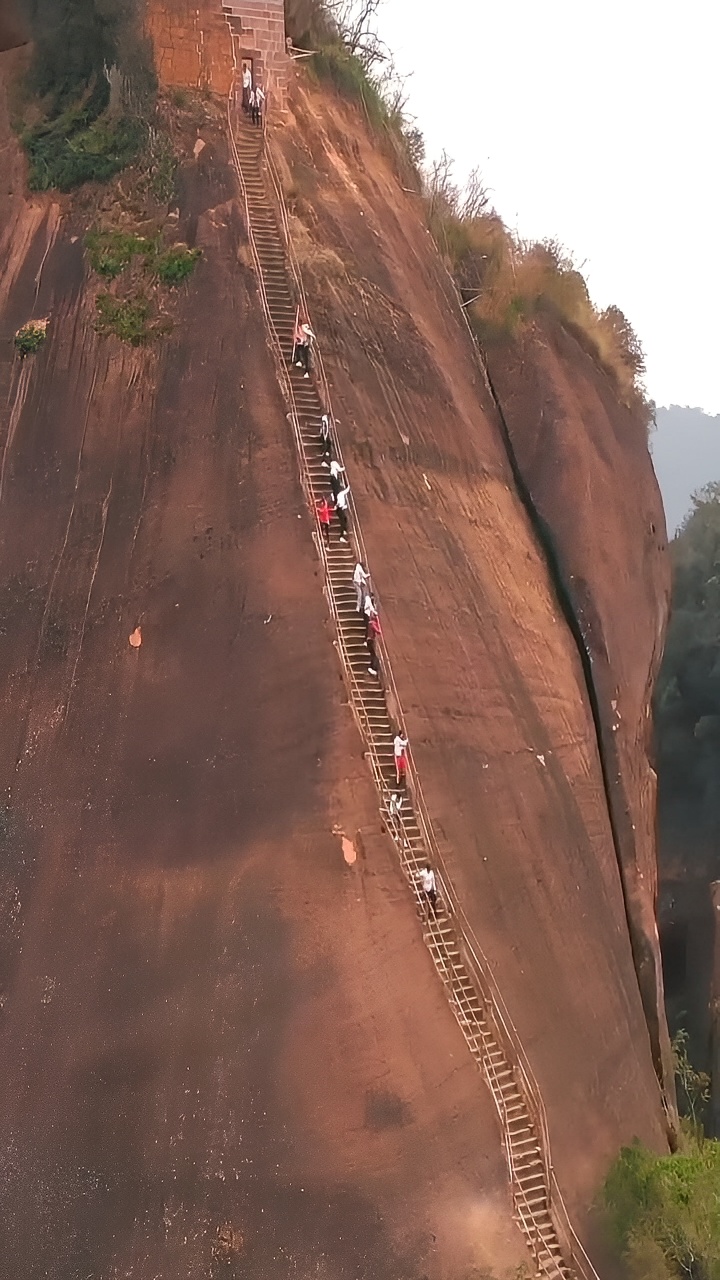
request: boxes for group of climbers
[235,63,441,925]
[312,418,441,921]
[389,793,439,919]
[353,560,382,677]
[241,61,265,127]
[313,417,351,544]
[286,241,441,924]
[353,562,438,917]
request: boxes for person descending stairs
[227,94,591,1280]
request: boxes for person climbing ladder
[241,60,252,113]
[250,82,265,127]
[366,611,381,677]
[418,864,440,920]
[292,311,315,378]
[329,458,345,500]
[315,495,332,546]
[353,561,371,613]
[335,483,351,542]
[394,732,409,786]
[319,413,332,466]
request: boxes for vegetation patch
[311,46,386,128]
[602,1029,720,1280]
[23,109,144,193]
[15,0,156,192]
[85,229,156,278]
[85,228,201,286]
[604,1136,720,1280]
[286,4,646,414]
[85,224,201,346]
[421,154,651,422]
[153,245,202,286]
[94,293,169,346]
[286,0,422,178]
[140,126,177,205]
[655,482,720,876]
[14,320,48,357]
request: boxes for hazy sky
[378,0,719,413]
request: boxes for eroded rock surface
[0,8,672,1276]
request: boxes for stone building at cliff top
[147,1,290,111]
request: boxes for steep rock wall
[483,322,674,1107]
[0,6,673,1271]
[272,77,671,1227]
[0,59,527,1280]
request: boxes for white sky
[377,0,720,413]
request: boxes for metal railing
[261,127,600,1280]
[224,63,599,1280]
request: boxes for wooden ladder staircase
[226,105,585,1280]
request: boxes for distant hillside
[652,406,720,533]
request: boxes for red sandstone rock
[0,11,672,1278]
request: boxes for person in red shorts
[393,733,408,786]
[315,495,332,546]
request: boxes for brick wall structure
[145,1,235,96]
[222,1,290,114]
[146,1,290,115]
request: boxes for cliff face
[0,51,526,1280]
[483,322,672,1097]
[272,77,673,1183]
[0,16,671,1280]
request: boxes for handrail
[262,127,600,1280]
[227,71,599,1280]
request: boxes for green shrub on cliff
[153,245,202,286]
[23,0,125,114]
[311,47,387,127]
[85,231,201,286]
[604,1137,720,1280]
[14,320,47,357]
[85,229,156,278]
[24,110,143,192]
[286,0,421,175]
[17,0,155,191]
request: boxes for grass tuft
[310,47,386,129]
[85,230,156,279]
[153,245,202,286]
[94,293,170,346]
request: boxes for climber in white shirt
[353,561,371,612]
[419,865,439,918]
